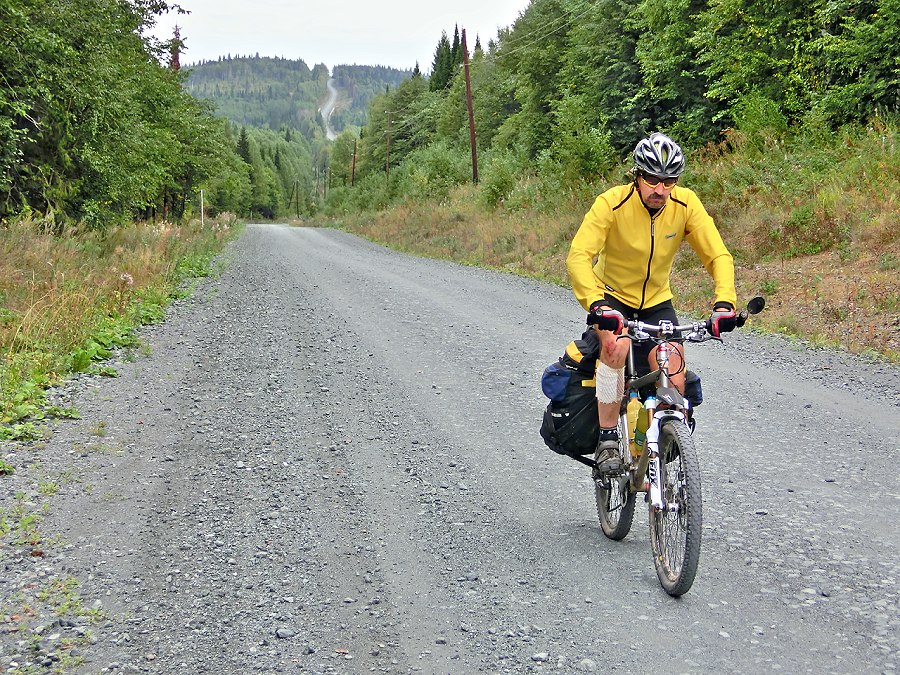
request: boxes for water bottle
[629,393,646,459]
[632,399,651,459]
[626,391,640,434]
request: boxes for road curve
[320,78,339,141]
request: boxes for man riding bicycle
[566,132,738,473]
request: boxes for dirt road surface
[2,224,898,673]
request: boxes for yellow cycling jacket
[567,183,736,311]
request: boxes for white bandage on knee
[596,363,624,404]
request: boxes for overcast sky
[151,1,533,72]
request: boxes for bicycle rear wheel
[595,415,636,540]
[649,420,702,596]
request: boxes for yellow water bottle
[632,405,649,459]
[626,392,641,458]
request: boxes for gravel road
[2,224,898,674]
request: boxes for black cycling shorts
[603,297,679,377]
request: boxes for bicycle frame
[620,330,690,510]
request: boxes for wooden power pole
[385,110,392,184]
[461,29,478,184]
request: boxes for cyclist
[566,132,738,473]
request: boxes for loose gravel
[1,224,897,674]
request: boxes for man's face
[636,173,677,209]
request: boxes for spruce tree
[430,32,453,91]
[237,127,252,162]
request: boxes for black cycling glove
[709,302,737,337]
[587,300,625,334]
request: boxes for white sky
[151,1,533,71]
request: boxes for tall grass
[0,216,240,438]
[693,117,897,263]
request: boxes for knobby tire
[595,415,636,540]
[649,420,702,596]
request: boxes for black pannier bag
[539,329,600,456]
[684,369,703,408]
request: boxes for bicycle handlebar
[619,296,766,343]
[623,319,714,343]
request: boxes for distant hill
[330,65,412,132]
[184,55,411,137]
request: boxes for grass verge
[0,215,241,440]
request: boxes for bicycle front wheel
[595,415,636,540]
[649,420,702,596]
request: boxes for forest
[1,0,896,231]
[330,65,412,132]
[185,55,329,135]
[328,0,897,198]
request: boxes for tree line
[3,0,894,229]
[325,0,897,205]
[0,0,233,227]
[186,56,329,132]
[0,1,345,226]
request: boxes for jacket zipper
[639,214,656,310]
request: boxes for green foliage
[732,92,790,136]
[547,94,616,183]
[878,253,899,272]
[632,0,723,145]
[694,0,819,123]
[810,0,900,124]
[479,149,527,208]
[228,125,316,218]
[393,141,471,200]
[329,131,358,188]
[0,0,242,227]
[760,278,780,296]
[186,55,325,133]
[0,422,45,442]
[556,0,646,153]
[331,65,412,131]
[430,32,455,91]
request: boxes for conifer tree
[430,32,453,91]
[237,127,252,162]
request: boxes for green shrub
[394,141,470,201]
[479,149,524,208]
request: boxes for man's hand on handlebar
[587,300,625,334]
[708,302,737,338]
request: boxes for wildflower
[120,272,134,287]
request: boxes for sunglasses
[639,174,678,189]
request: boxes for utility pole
[351,138,357,187]
[385,110,391,184]
[462,29,478,184]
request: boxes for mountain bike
[593,297,765,596]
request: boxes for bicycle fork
[644,409,668,513]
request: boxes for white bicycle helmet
[633,132,685,178]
